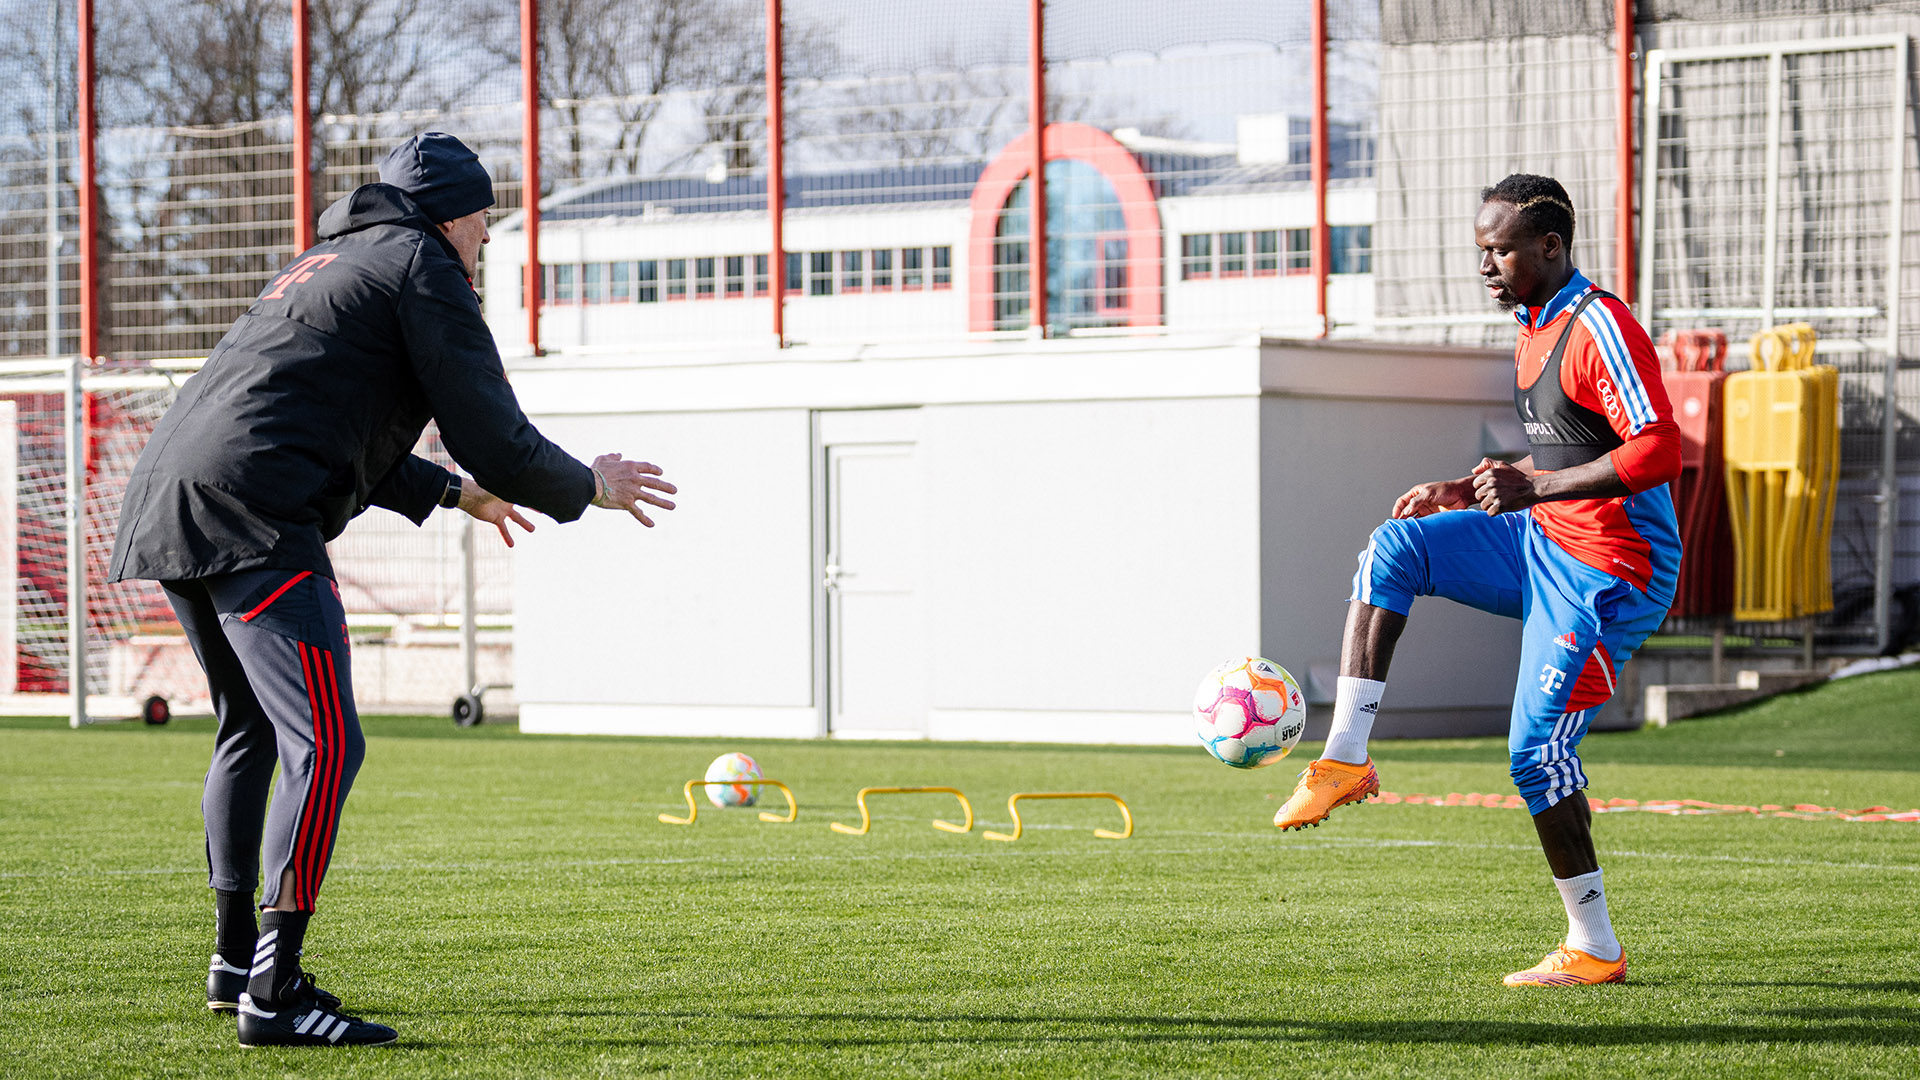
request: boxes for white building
[490,121,1546,744]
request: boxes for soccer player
[107,132,678,1046]
[1273,174,1681,987]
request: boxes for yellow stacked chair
[1721,324,1839,621]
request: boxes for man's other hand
[459,480,536,547]
[1470,457,1540,515]
[1392,476,1475,519]
[591,453,679,527]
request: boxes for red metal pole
[1310,0,1329,338]
[1028,0,1047,336]
[767,0,785,346]
[521,0,542,355]
[292,0,315,253]
[1615,0,1636,306]
[76,0,99,360]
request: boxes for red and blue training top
[1512,271,1682,602]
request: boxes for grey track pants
[164,569,363,911]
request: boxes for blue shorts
[1351,509,1670,814]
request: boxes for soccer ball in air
[703,752,763,807]
[1193,657,1307,769]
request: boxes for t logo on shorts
[1539,663,1567,696]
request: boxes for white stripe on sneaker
[295,1010,322,1035]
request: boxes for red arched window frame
[967,123,1163,332]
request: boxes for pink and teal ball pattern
[1192,657,1307,769]
[703,752,763,807]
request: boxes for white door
[819,411,924,737]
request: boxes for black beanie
[379,132,495,223]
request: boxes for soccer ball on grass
[703,752,763,807]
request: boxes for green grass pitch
[3,669,1918,1078]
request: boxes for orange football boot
[1502,944,1627,987]
[1272,757,1379,830]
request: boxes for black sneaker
[208,958,341,1016]
[236,977,395,1047]
[206,954,248,1013]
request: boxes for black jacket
[109,183,593,583]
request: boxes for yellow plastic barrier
[1723,324,1837,621]
[830,786,974,835]
[981,792,1133,842]
[658,779,798,826]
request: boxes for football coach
[108,131,675,1048]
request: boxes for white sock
[1554,869,1621,961]
[1320,676,1384,764]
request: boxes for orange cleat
[1502,944,1627,987]
[1273,757,1379,830]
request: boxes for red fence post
[1311,0,1329,338]
[521,0,542,356]
[76,0,99,360]
[1028,0,1047,336]
[292,0,315,253]
[767,0,785,347]
[1615,0,1636,306]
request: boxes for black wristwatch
[440,474,463,509]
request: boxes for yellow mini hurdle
[658,779,798,826]
[830,786,974,835]
[982,792,1133,842]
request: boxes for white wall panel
[512,409,814,709]
[922,397,1261,715]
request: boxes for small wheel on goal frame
[142,695,171,726]
[452,692,484,728]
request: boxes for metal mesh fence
[1,0,1916,694]
[1365,0,1627,346]
[1642,31,1919,648]
[0,0,80,362]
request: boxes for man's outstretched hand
[590,453,679,527]
[459,480,536,547]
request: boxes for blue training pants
[1351,509,1670,814]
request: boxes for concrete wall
[508,334,1528,742]
[1256,341,1526,737]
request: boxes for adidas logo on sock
[1577,889,1601,905]
[1359,702,1378,714]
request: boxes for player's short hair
[1480,174,1575,247]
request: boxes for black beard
[1487,282,1520,311]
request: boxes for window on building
[1100,236,1129,313]
[931,246,951,289]
[1331,225,1373,274]
[610,260,631,301]
[901,247,924,290]
[583,262,605,304]
[724,255,745,298]
[1284,229,1311,274]
[785,252,804,295]
[1180,234,1212,280]
[1252,230,1279,276]
[870,249,893,290]
[666,258,687,300]
[694,257,716,299]
[554,263,576,304]
[1219,232,1246,277]
[753,254,770,296]
[636,260,658,303]
[840,250,864,293]
[809,252,834,296]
